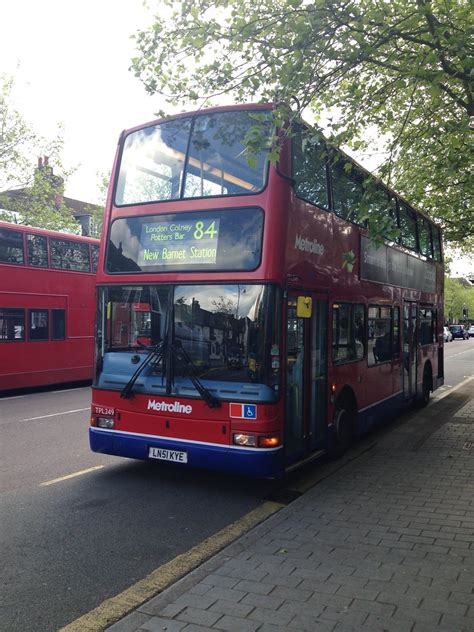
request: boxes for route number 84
[194,221,218,240]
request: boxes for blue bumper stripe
[90,428,284,478]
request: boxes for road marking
[19,408,89,422]
[40,465,104,487]
[446,347,474,359]
[58,500,284,632]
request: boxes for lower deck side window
[29,309,49,341]
[332,302,365,364]
[419,306,436,346]
[368,305,401,366]
[52,309,66,340]
[0,308,25,341]
[368,306,391,365]
[0,307,68,342]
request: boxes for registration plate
[148,447,188,463]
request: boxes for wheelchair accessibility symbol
[243,404,257,419]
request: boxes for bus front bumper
[89,428,284,478]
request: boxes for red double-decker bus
[0,222,99,391]
[90,104,444,477]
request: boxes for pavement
[100,378,474,632]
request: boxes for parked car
[468,324,474,338]
[443,326,453,342]
[449,324,469,340]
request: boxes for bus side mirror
[296,296,312,318]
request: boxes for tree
[87,170,110,237]
[212,296,237,316]
[0,74,35,191]
[131,0,473,249]
[444,277,474,323]
[0,74,79,233]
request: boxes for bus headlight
[97,417,115,429]
[233,434,280,448]
[233,433,257,447]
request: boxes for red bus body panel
[0,222,98,391]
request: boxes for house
[0,157,103,236]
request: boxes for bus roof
[120,102,275,138]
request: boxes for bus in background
[90,104,444,477]
[0,222,99,391]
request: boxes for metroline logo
[147,400,193,414]
[294,234,325,255]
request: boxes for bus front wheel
[417,366,432,408]
[330,406,355,458]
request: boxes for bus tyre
[330,407,354,458]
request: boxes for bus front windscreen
[96,284,280,401]
[114,109,272,206]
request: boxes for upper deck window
[363,187,398,239]
[398,202,418,252]
[292,128,329,209]
[432,226,442,262]
[0,228,24,265]
[115,110,271,206]
[330,159,365,223]
[418,216,433,259]
[50,239,91,272]
[27,234,48,267]
[91,244,100,272]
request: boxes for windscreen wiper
[120,341,166,399]
[172,340,221,408]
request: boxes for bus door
[403,301,418,399]
[285,293,328,463]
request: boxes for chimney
[38,157,43,169]
[78,215,92,236]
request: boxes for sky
[1,0,168,204]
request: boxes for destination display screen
[138,218,220,267]
[106,208,263,273]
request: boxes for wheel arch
[421,359,433,391]
[329,384,358,457]
[335,384,358,416]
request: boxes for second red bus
[0,222,99,391]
